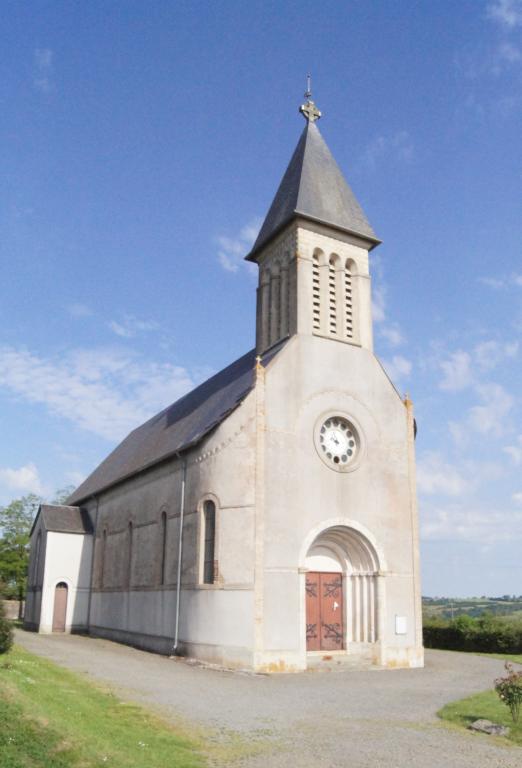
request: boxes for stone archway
[304,524,382,651]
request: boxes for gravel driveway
[15,631,522,768]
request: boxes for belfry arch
[302,522,384,655]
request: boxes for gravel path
[15,631,522,767]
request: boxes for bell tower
[246,90,381,355]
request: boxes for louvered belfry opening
[345,259,354,340]
[328,256,337,336]
[310,250,358,344]
[312,253,320,331]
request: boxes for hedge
[423,615,522,654]
[0,600,13,654]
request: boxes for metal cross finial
[299,74,321,123]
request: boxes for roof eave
[245,212,381,262]
[67,406,245,506]
[29,506,42,538]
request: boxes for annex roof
[246,121,380,261]
[68,343,285,506]
[31,505,93,536]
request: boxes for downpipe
[172,454,187,655]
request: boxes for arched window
[312,253,320,332]
[160,511,167,586]
[127,522,133,588]
[269,263,281,346]
[202,500,216,584]
[260,268,271,351]
[280,253,290,337]
[100,529,107,588]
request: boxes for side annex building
[25,95,424,672]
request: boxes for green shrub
[423,614,522,654]
[0,601,13,654]
[495,662,522,722]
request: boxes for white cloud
[504,435,522,464]
[448,420,467,447]
[382,355,412,382]
[217,218,261,273]
[379,324,404,347]
[108,315,159,338]
[0,345,196,441]
[436,339,517,397]
[467,382,514,437]
[498,41,522,62]
[372,285,386,324]
[0,463,47,497]
[67,303,93,318]
[439,351,473,391]
[421,502,522,542]
[479,273,522,288]
[512,492,522,505]
[33,48,54,93]
[478,276,505,288]
[361,131,414,170]
[371,263,407,352]
[64,470,87,488]
[448,383,515,446]
[487,0,522,28]
[474,339,518,370]
[417,452,470,497]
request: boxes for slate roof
[67,343,285,506]
[247,121,380,261]
[31,505,93,536]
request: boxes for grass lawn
[438,690,522,746]
[0,645,207,768]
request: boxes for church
[25,92,424,672]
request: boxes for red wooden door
[52,582,68,632]
[306,572,343,651]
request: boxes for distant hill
[422,596,522,621]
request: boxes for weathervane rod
[305,73,312,99]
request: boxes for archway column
[375,573,386,664]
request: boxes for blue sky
[1,0,521,596]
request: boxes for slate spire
[246,96,380,262]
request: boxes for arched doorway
[304,525,381,652]
[52,582,68,632]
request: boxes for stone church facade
[25,95,424,672]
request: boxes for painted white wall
[39,531,93,633]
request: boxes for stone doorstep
[306,651,380,672]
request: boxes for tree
[52,486,74,505]
[0,494,41,609]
